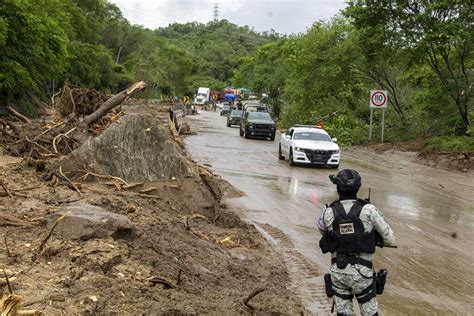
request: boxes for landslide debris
[365,140,473,172]
[0,90,305,314]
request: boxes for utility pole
[213,3,219,21]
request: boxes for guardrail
[169,103,186,132]
[170,104,185,119]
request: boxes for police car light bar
[294,124,324,129]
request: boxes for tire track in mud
[255,223,332,314]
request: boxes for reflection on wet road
[185,110,474,315]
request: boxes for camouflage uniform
[318,200,395,315]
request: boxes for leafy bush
[423,136,474,152]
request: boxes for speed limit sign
[370,90,388,108]
[368,90,388,143]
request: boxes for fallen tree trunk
[82,81,146,126]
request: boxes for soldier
[317,169,395,316]
[237,99,243,110]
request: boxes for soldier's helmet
[329,169,362,193]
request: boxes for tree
[346,0,473,130]
[64,41,116,90]
[124,38,192,97]
[232,40,292,117]
[156,20,273,86]
[0,0,70,100]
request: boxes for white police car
[278,125,340,168]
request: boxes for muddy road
[185,110,474,315]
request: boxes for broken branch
[145,276,175,289]
[243,288,266,310]
[58,166,82,196]
[0,180,13,198]
[83,81,146,126]
[4,235,13,258]
[52,127,76,154]
[0,272,42,315]
[78,169,128,186]
[184,214,206,231]
[7,107,30,124]
[36,212,69,258]
[3,269,12,294]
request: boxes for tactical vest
[319,199,376,254]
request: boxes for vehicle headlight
[294,147,304,152]
[270,125,275,129]
[331,150,340,154]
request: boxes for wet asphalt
[184,109,474,315]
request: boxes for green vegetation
[1,0,472,152]
[156,20,273,92]
[0,0,269,110]
[232,1,473,149]
[423,136,474,152]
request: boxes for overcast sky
[109,0,347,34]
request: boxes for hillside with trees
[0,0,273,112]
[1,0,472,151]
[156,20,275,92]
[232,1,473,150]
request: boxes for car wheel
[289,148,295,166]
[278,145,285,160]
[227,122,230,127]
[270,134,275,141]
[244,128,250,139]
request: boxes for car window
[223,105,230,109]
[230,110,242,116]
[293,131,331,141]
[248,112,271,120]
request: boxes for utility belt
[324,258,388,304]
[331,253,373,269]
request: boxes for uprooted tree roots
[0,118,81,159]
[0,82,146,159]
[53,84,108,118]
[0,81,146,193]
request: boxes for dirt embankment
[360,139,473,172]
[0,100,305,314]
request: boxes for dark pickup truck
[239,111,276,140]
[227,110,242,127]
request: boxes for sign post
[381,108,385,143]
[369,108,374,141]
[369,90,388,143]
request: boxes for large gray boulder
[67,115,196,181]
[46,202,141,240]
